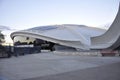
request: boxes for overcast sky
[0,0,119,30]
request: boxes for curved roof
[11,24,105,50]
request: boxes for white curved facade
[11,25,105,50]
[91,4,120,50]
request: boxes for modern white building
[11,5,120,51]
[10,25,106,50]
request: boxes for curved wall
[91,4,120,50]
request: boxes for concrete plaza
[0,51,120,80]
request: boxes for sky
[0,0,119,30]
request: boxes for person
[33,39,41,53]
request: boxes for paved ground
[24,62,120,80]
[0,52,120,80]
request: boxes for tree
[0,31,5,44]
